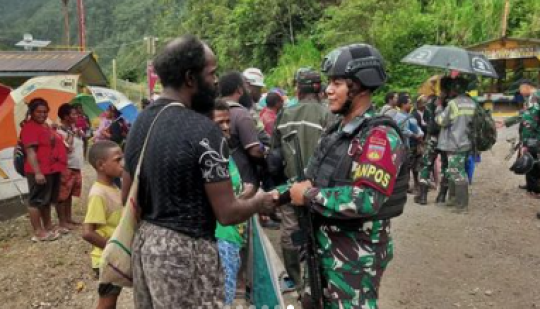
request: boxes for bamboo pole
[112,59,117,90]
[501,0,510,38]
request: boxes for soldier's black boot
[452,183,469,213]
[446,181,456,207]
[435,178,449,204]
[415,183,428,205]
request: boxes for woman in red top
[21,98,68,242]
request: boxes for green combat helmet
[295,67,322,86]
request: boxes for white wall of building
[0,147,28,200]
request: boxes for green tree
[265,38,322,91]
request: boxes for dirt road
[1,126,539,309]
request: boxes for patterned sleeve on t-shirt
[196,125,230,183]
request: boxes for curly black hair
[214,98,230,111]
[153,35,207,89]
[266,93,283,109]
[26,98,49,120]
[57,103,74,120]
[218,71,244,97]
[397,92,411,108]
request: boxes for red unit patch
[353,128,397,196]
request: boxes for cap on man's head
[243,68,265,87]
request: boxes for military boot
[452,183,469,213]
[414,183,428,205]
[446,181,456,207]
[435,178,449,204]
[282,248,301,292]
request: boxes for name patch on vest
[353,128,397,196]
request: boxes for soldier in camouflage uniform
[414,93,449,205]
[435,77,476,212]
[289,44,409,309]
[502,80,540,196]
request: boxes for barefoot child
[57,103,85,231]
[82,141,124,309]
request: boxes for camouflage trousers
[132,221,224,309]
[316,220,393,309]
[445,151,469,184]
[419,137,448,183]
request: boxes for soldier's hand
[290,180,313,206]
[495,120,505,129]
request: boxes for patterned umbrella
[87,86,139,123]
[12,75,80,125]
[0,83,17,151]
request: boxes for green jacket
[435,95,475,152]
[271,98,330,179]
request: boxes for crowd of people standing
[19,95,135,241]
[15,31,540,309]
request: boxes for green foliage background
[0,0,539,102]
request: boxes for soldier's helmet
[321,43,387,90]
[510,152,535,175]
[295,67,322,86]
[440,76,469,94]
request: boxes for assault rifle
[281,130,324,309]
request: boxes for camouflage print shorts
[132,221,224,309]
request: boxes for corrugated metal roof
[467,36,540,49]
[0,51,90,72]
[0,51,107,86]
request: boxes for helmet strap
[336,88,369,115]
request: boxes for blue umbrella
[88,86,139,123]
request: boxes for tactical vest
[306,115,409,226]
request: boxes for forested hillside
[0,0,163,81]
[1,0,539,96]
[163,0,540,96]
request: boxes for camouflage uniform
[446,152,468,183]
[418,96,447,184]
[504,93,540,144]
[505,96,540,193]
[302,108,407,309]
[418,137,448,183]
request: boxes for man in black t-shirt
[122,35,278,308]
[219,71,264,187]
